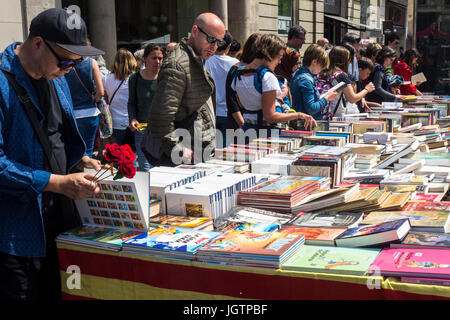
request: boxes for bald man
[143,13,225,166]
[317,37,329,47]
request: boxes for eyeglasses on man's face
[196,25,224,46]
[43,39,83,70]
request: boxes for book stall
[57,95,450,300]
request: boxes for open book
[411,72,427,86]
[320,81,347,99]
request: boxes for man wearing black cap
[0,8,104,300]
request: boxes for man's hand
[45,172,100,200]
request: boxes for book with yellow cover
[372,192,412,211]
[323,187,378,212]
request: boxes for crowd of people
[0,8,430,301]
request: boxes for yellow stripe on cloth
[383,277,450,299]
[60,272,246,300]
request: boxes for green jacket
[147,38,216,160]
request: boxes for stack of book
[345,143,385,169]
[290,183,360,213]
[150,166,206,214]
[205,159,250,173]
[56,225,142,251]
[214,144,274,162]
[292,145,354,187]
[165,173,257,218]
[249,137,301,152]
[122,225,222,261]
[301,135,346,147]
[250,153,298,175]
[196,228,306,268]
[237,176,323,213]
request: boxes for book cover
[390,231,450,249]
[197,229,305,257]
[362,211,450,233]
[369,248,450,279]
[122,225,221,254]
[281,245,381,276]
[287,212,364,228]
[402,201,450,212]
[149,214,213,230]
[281,226,346,245]
[335,219,411,248]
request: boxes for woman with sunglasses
[102,49,137,146]
[365,46,407,105]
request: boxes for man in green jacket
[143,12,225,166]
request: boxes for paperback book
[361,211,450,233]
[390,231,450,249]
[281,245,381,276]
[122,225,222,261]
[286,211,364,229]
[196,228,306,268]
[369,248,450,279]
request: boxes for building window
[278,0,292,35]
[418,0,426,5]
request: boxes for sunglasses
[43,39,83,69]
[196,25,224,46]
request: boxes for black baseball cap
[29,8,104,56]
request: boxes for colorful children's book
[196,228,305,268]
[280,226,346,246]
[56,225,142,251]
[390,231,450,249]
[149,214,214,231]
[369,248,450,279]
[334,219,411,248]
[361,211,450,233]
[281,245,381,276]
[122,225,221,260]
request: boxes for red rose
[120,144,136,163]
[104,143,124,164]
[119,160,136,179]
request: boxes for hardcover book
[334,219,411,248]
[281,245,381,276]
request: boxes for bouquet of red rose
[93,143,137,182]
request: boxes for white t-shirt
[103,73,130,130]
[205,55,239,117]
[231,70,281,121]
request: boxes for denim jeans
[134,130,152,171]
[75,116,99,157]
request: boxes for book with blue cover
[334,218,411,248]
[122,225,221,260]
